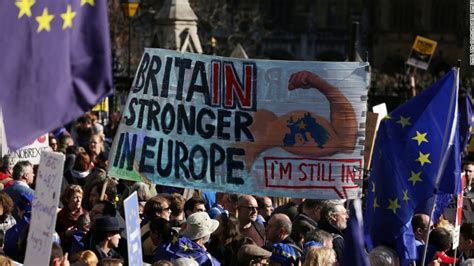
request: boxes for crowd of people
[0,112,471,266]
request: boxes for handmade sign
[108,49,369,199]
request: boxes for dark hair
[144,196,169,220]
[304,229,333,244]
[149,218,174,243]
[428,227,452,251]
[291,220,317,244]
[50,243,64,265]
[412,213,428,231]
[93,179,117,203]
[303,199,326,210]
[184,197,206,214]
[166,193,185,217]
[219,213,242,245]
[0,192,14,219]
[97,201,117,217]
[73,148,90,172]
[460,223,474,241]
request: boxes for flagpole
[421,66,460,265]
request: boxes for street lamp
[120,0,140,78]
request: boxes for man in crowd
[265,213,293,246]
[238,195,266,247]
[90,216,124,261]
[459,223,474,262]
[256,196,273,224]
[318,201,348,262]
[3,161,35,221]
[142,196,171,259]
[184,197,207,218]
[411,213,431,246]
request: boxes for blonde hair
[75,250,99,266]
[303,247,336,266]
[60,184,84,206]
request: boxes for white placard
[372,103,388,132]
[24,152,65,265]
[3,134,49,165]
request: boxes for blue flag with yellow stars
[0,0,112,150]
[364,69,460,264]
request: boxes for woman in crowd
[303,247,337,266]
[208,212,253,266]
[64,148,91,186]
[56,185,87,253]
[0,193,15,234]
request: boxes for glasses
[239,206,258,211]
[159,207,171,213]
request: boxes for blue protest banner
[124,192,143,266]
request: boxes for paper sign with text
[124,192,143,266]
[108,49,369,199]
[24,152,65,265]
[2,134,49,165]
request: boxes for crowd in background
[0,112,471,266]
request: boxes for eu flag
[364,69,460,263]
[341,199,369,266]
[0,0,112,150]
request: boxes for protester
[64,148,91,186]
[238,195,265,247]
[184,196,207,217]
[3,161,34,221]
[256,196,273,224]
[0,154,17,188]
[72,249,99,266]
[208,212,252,266]
[292,199,327,244]
[50,242,71,266]
[459,223,474,262]
[412,213,431,246]
[154,212,220,265]
[56,185,87,252]
[148,218,175,263]
[165,193,186,229]
[89,133,106,168]
[303,247,337,266]
[142,196,172,260]
[0,193,15,235]
[237,244,272,266]
[317,201,348,263]
[368,245,399,266]
[90,216,124,261]
[269,243,301,266]
[265,213,294,247]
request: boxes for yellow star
[416,152,431,166]
[387,197,401,214]
[61,5,76,29]
[412,131,428,146]
[297,121,306,129]
[383,114,392,120]
[183,243,189,252]
[396,116,411,128]
[171,234,179,244]
[80,0,95,6]
[403,190,410,203]
[373,197,380,209]
[372,181,376,193]
[408,171,422,186]
[35,8,54,33]
[15,0,35,18]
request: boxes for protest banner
[24,152,65,265]
[108,49,369,199]
[406,36,437,70]
[124,192,143,266]
[2,134,49,165]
